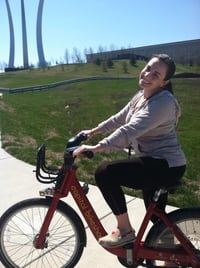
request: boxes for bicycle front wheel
[145,207,200,267]
[0,198,86,268]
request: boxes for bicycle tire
[0,198,86,268]
[144,207,200,267]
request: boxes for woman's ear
[163,79,170,87]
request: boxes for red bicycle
[0,134,199,267]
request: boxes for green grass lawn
[0,61,200,207]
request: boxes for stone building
[86,39,200,65]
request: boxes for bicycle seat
[160,182,181,194]
[150,185,179,205]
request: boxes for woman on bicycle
[73,54,186,248]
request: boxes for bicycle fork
[33,195,60,249]
[34,166,74,249]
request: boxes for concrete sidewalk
[0,141,176,268]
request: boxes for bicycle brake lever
[67,133,88,148]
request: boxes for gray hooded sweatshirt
[97,90,186,168]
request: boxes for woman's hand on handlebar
[72,144,103,157]
[77,127,99,140]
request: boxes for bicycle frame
[33,137,200,267]
[35,163,200,267]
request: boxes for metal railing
[0,76,135,94]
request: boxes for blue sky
[0,0,199,67]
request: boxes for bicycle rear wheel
[0,198,86,268]
[144,207,200,267]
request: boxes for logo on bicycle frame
[71,185,102,238]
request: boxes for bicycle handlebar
[67,133,88,148]
[35,133,93,183]
[66,133,94,159]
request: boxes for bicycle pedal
[39,187,54,197]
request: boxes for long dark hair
[153,54,176,94]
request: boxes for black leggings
[95,157,186,219]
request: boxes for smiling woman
[73,54,187,248]
[139,54,176,97]
[139,57,169,98]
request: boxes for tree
[0,61,7,71]
[98,45,105,53]
[89,47,94,55]
[94,58,101,66]
[107,58,114,68]
[130,54,136,66]
[122,61,128,73]
[83,48,88,63]
[72,47,82,64]
[101,61,107,72]
[64,49,69,64]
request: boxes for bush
[106,58,114,68]
[130,54,136,66]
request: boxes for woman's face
[139,57,169,92]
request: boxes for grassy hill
[1,60,200,89]
[0,60,200,207]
